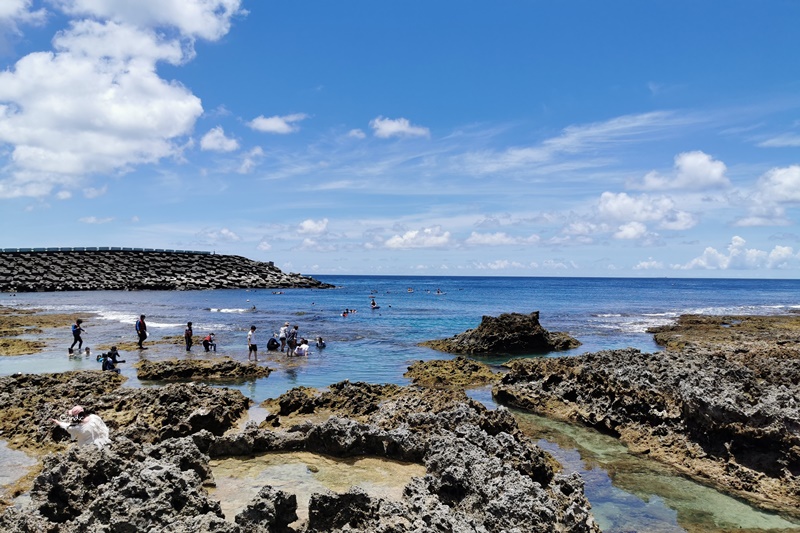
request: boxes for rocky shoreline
[0,373,598,532]
[2,310,800,530]
[0,250,333,291]
[494,314,800,518]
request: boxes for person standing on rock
[70,318,85,351]
[136,314,148,349]
[184,322,193,352]
[247,325,258,361]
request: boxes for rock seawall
[0,250,333,291]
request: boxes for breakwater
[0,249,333,292]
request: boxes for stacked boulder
[0,250,332,292]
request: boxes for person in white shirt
[51,405,110,449]
[279,322,289,352]
[293,338,310,357]
[247,325,258,361]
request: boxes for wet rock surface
[0,374,598,532]
[420,311,581,355]
[495,314,800,517]
[0,371,250,455]
[136,358,273,381]
[404,355,499,389]
[0,250,333,292]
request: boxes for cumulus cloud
[297,218,328,235]
[637,151,729,191]
[0,1,242,198]
[465,231,540,246]
[736,165,800,227]
[0,0,46,26]
[614,221,648,240]
[248,113,308,134]
[385,226,450,249]
[369,116,430,139]
[598,192,696,231]
[634,259,664,270]
[197,227,240,242]
[473,259,527,270]
[257,239,271,251]
[200,126,239,152]
[348,129,366,139]
[673,236,799,270]
[0,14,219,198]
[54,0,244,40]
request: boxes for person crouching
[101,346,125,374]
[51,405,110,448]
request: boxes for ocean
[2,275,800,532]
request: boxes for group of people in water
[247,321,326,361]
[68,313,328,369]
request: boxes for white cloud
[370,116,430,139]
[84,185,107,198]
[200,126,239,152]
[465,231,539,246]
[0,20,203,198]
[348,129,366,139]
[257,239,271,251]
[197,227,240,242]
[561,221,610,236]
[638,151,729,191]
[758,134,800,148]
[53,0,244,40]
[614,221,648,240]
[385,226,450,249]
[673,236,799,270]
[473,259,526,270]
[598,192,696,230]
[461,111,691,175]
[297,218,328,235]
[238,146,264,174]
[634,258,664,270]
[248,113,308,134]
[56,190,72,200]
[79,216,113,224]
[737,165,800,227]
[0,0,46,26]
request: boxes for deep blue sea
[3,275,800,532]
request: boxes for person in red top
[136,315,147,349]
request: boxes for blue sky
[1,1,799,278]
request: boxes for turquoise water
[2,276,800,531]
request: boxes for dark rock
[136,358,273,381]
[0,250,333,292]
[495,340,800,517]
[420,311,581,355]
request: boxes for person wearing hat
[184,321,193,352]
[51,405,110,448]
[279,322,289,353]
